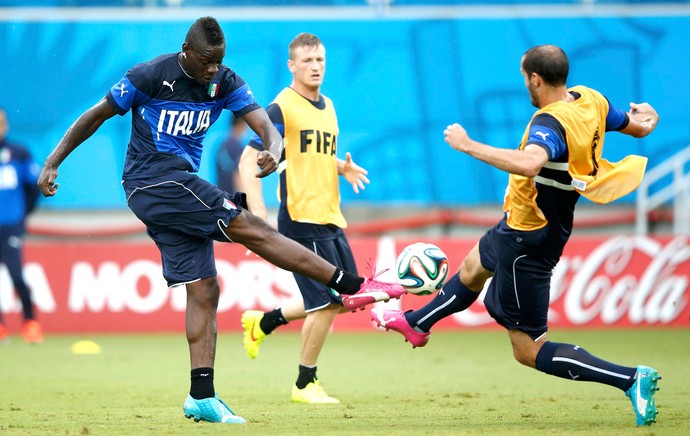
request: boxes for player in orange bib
[371,44,661,427]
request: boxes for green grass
[1,329,688,435]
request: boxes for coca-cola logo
[560,236,689,325]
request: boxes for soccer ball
[396,242,449,295]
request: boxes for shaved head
[186,16,225,49]
[180,17,226,86]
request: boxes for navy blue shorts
[479,221,558,339]
[0,222,26,286]
[123,170,245,287]
[291,228,357,312]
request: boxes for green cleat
[241,310,266,359]
[625,365,661,426]
[183,395,246,424]
[292,380,340,404]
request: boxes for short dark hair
[522,45,568,87]
[187,17,225,48]
[288,33,322,59]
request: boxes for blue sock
[535,341,637,391]
[405,274,480,332]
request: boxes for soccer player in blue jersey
[238,33,394,404]
[37,17,403,424]
[371,45,662,426]
[0,107,43,344]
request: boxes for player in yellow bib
[239,33,403,403]
[371,45,662,427]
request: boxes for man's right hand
[255,150,279,178]
[37,164,59,197]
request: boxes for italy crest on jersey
[208,80,219,98]
[222,197,237,210]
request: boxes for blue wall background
[1,15,688,209]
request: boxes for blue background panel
[0,15,688,209]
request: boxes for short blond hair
[288,33,322,59]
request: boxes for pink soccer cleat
[370,307,430,348]
[341,262,405,312]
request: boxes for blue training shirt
[0,139,40,225]
[106,52,260,180]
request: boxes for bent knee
[314,304,342,318]
[512,348,536,367]
[224,211,277,245]
[459,258,491,291]
[509,330,541,368]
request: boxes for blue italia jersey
[106,52,260,179]
[0,140,40,225]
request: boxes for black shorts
[0,222,25,281]
[123,170,245,287]
[479,221,559,340]
[291,228,357,312]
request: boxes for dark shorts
[479,221,558,340]
[291,229,357,312]
[123,170,245,287]
[0,222,26,282]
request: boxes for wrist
[267,139,284,162]
[42,160,59,170]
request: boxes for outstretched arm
[444,123,549,177]
[619,102,659,138]
[38,97,117,197]
[337,152,370,194]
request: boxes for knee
[458,259,487,291]
[310,304,340,318]
[187,278,220,309]
[512,346,536,367]
[509,332,539,368]
[323,304,342,319]
[227,212,277,247]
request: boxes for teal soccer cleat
[183,395,247,424]
[625,365,661,426]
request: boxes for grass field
[1,328,688,435]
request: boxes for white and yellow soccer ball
[395,242,449,295]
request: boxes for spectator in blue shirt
[0,107,42,344]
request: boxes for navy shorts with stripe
[123,170,245,287]
[479,220,558,339]
[291,228,357,312]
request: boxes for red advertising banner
[1,235,688,333]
